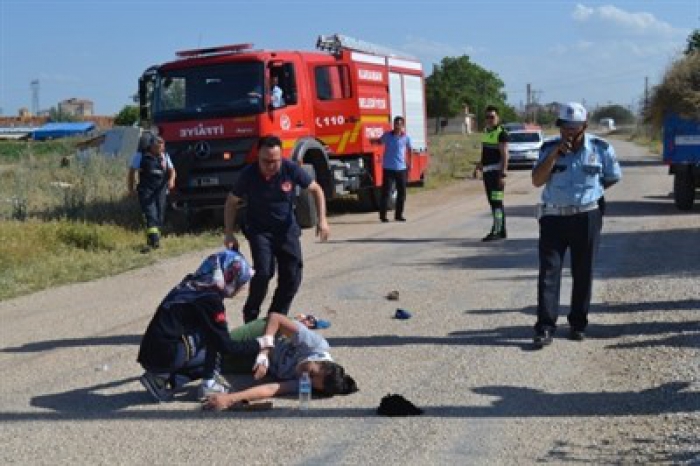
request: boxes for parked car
[507,129,544,168]
[599,118,616,131]
[503,122,526,132]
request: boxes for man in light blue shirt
[530,102,622,348]
[377,116,412,222]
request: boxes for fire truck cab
[138,34,430,227]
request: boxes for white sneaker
[197,379,229,400]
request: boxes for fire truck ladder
[316,34,414,59]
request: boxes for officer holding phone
[530,102,622,348]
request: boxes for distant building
[58,98,94,117]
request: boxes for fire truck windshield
[151,61,264,121]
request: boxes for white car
[507,129,543,168]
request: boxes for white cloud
[576,41,594,51]
[572,3,685,37]
[572,4,594,21]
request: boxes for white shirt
[271,85,285,108]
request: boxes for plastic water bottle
[299,371,311,411]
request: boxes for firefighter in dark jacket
[223,135,330,324]
[128,133,176,250]
[137,249,275,402]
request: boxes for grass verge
[0,132,480,301]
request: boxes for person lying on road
[202,312,357,411]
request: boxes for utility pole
[644,76,649,112]
[31,79,40,116]
[526,83,531,121]
[530,87,543,123]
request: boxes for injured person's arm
[202,380,297,411]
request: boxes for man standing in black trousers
[223,135,329,323]
[474,105,509,241]
[376,116,413,223]
[531,102,622,348]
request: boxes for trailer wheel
[673,167,695,210]
[295,164,318,228]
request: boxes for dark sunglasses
[485,115,496,120]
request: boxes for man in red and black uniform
[224,135,329,324]
[475,105,509,241]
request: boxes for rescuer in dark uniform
[223,135,329,323]
[474,105,509,241]
[128,133,176,250]
[137,249,274,402]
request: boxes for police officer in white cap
[530,102,622,348]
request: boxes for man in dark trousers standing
[531,102,622,348]
[223,135,329,323]
[474,105,509,241]
[377,116,413,223]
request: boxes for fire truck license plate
[192,177,219,187]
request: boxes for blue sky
[1,0,697,116]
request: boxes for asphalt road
[1,139,698,465]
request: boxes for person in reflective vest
[474,105,509,241]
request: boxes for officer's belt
[482,163,503,172]
[540,202,598,216]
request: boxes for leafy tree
[590,105,635,125]
[114,105,140,126]
[534,106,558,126]
[685,29,700,55]
[426,56,515,133]
[646,52,700,129]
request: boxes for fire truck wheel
[295,164,318,229]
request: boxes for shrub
[55,221,117,251]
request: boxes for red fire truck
[138,34,430,227]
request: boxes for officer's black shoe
[482,232,504,242]
[569,329,586,341]
[533,330,553,348]
[380,217,389,223]
[395,216,407,222]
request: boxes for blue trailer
[663,114,700,210]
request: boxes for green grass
[0,132,481,301]
[0,220,220,300]
[0,139,223,301]
[423,132,482,188]
[0,139,75,162]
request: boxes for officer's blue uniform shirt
[231,159,312,233]
[534,134,622,206]
[380,131,412,170]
